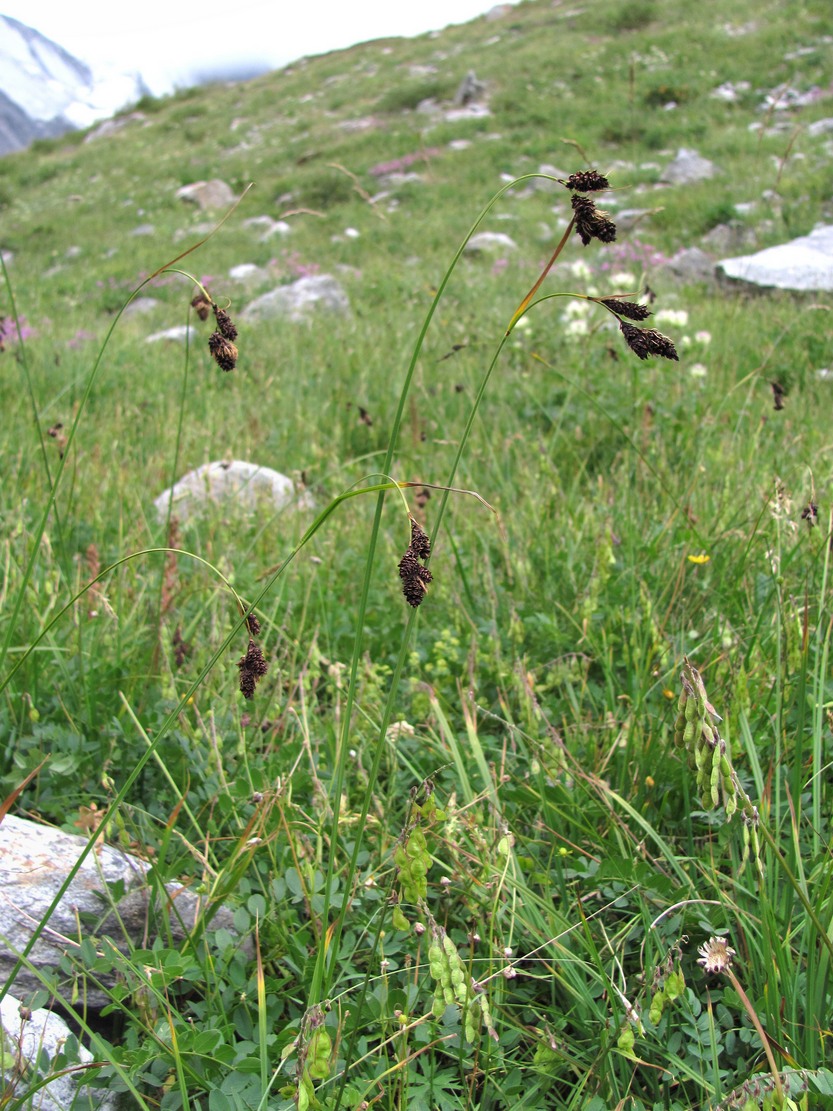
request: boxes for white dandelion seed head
[697,936,736,975]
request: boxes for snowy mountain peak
[0,14,147,154]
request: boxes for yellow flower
[687,553,710,565]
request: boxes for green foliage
[1,0,833,1107]
[608,1,658,33]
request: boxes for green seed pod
[394,845,408,869]
[432,992,446,1018]
[464,1018,477,1044]
[307,1029,331,1080]
[683,720,696,746]
[701,790,713,810]
[725,794,737,818]
[684,697,698,723]
[617,1026,635,1054]
[450,967,465,986]
[391,905,410,932]
[666,969,685,1000]
[454,981,469,1005]
[442,934,458,960]
[398,860,413,883]
[440,966,452,988]
[443,986,456,1006]
[428,942,443,964]
[408,828,427,853]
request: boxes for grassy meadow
[1,0,833,1107]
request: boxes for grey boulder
[175,179,237,211]
[154,459,300,523]
[1,993,117,1110]
[661,148,719,185]
[717,225,833,292]
[241,275,350,323]
[465,231,518,253]
[0,814,247,1010]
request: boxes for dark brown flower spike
[409,519,431,560]
[191,292,212,321]
[398,517,433,607]
[802,502,819,526]
[771,381,785,411]
[571,194,617,246]
[213,304,238,341]
[563,170,610,193]
[619,320,679,361]
[245,613,261,637]
[209,331,238,372]
[597,298,652,321]
[238,639,269,699]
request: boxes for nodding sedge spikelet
[597,298,652,321]
[571,194,617,246]
[191,292,212,320]
[409,519,431,560]
[213,304,238,341]
[619,320,679,361]
[208,331,238,372]
[562,169,610,192]
[398,517,433,607]
[238,639,268,699]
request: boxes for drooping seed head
[213,305,238,341]
[208,331,238,371]
[571,194,617,246]
[409,519,431,560]
[619,320,679,361]
[563,170,610,192]
[238,639,269,699]
[599,298,652,321]
[191,292,211,321]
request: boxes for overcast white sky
[2,0,519,93]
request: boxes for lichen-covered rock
[154,459,302,523]
[717,225,833,292]
[241,274,350,323]
[0,814,249,1009]
[1,993,118,1110]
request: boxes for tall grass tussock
[2,0,833,1108]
